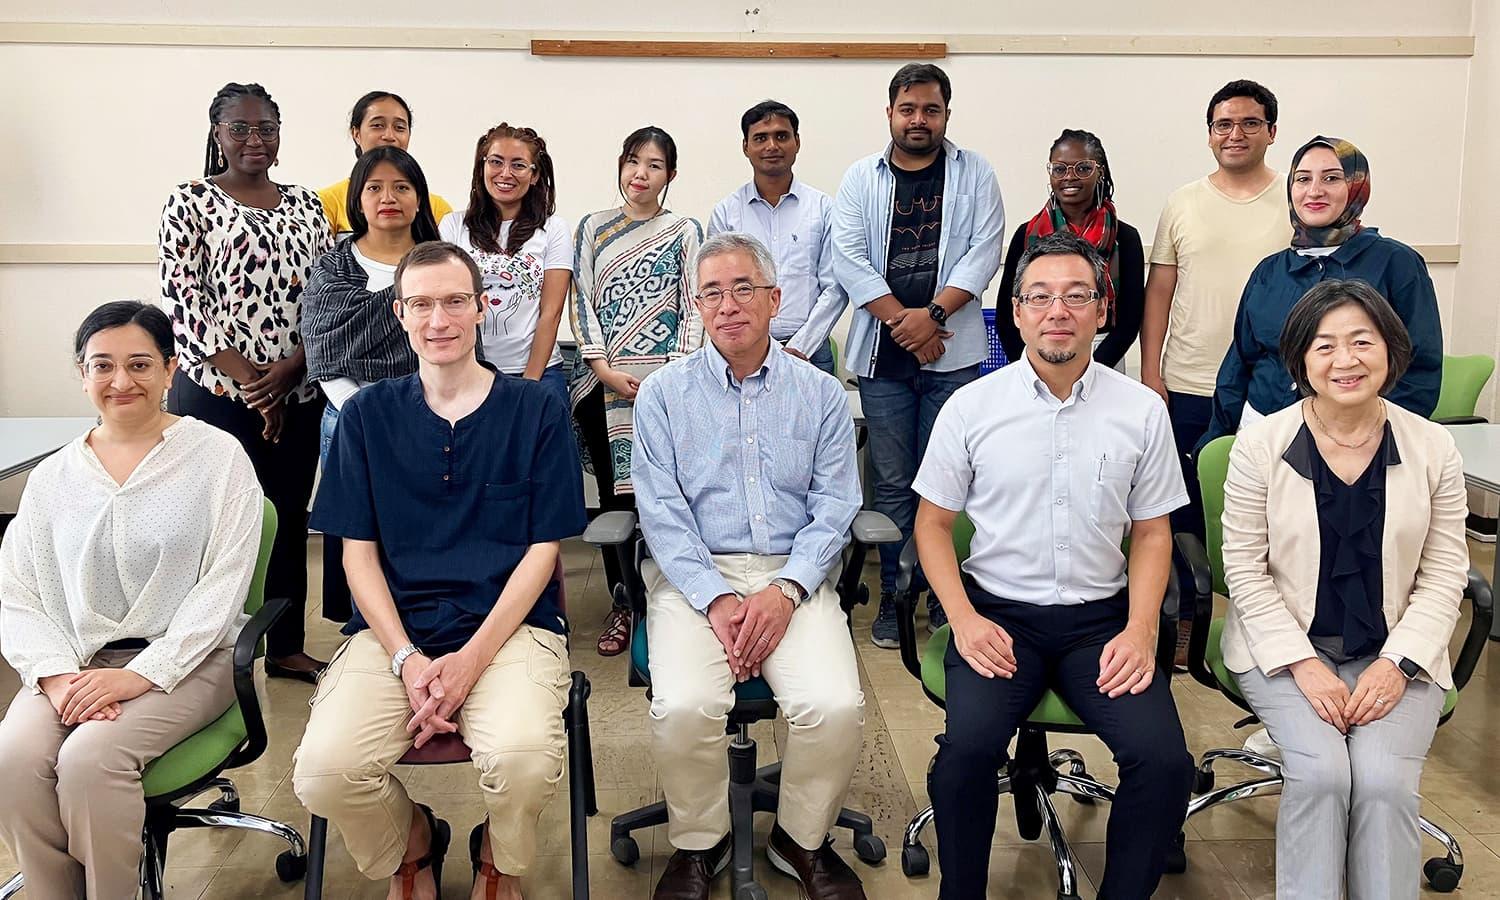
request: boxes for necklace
[1308,400,1384,450]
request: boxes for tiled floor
[4,537,1500,898]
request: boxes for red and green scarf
[1023,197,1119,319]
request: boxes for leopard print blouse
[158,179,332,403]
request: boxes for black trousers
[930,589,1193,900]
[574,381,636,604]
[1165,390,1212,545]
[168,370,323,658]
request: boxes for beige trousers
[644,554,864,852]
[291,626,569,878]
[0,648,235,900]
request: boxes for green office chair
[1432,353,1495,425]
[827,336,841,378]
[2,498,308,899]
[1175,437,1494,893]
[893,514,1183,900]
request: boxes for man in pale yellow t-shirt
[1141,79,1292,552]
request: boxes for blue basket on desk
[981,308,1009,373]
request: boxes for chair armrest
[582,511,638,546]
[1434,415,1489,426]
[1172,533,1220,691]
[852,510,902,546]
[225,595,290,770]
[1453,566,1495,691]
[893,539,924,681]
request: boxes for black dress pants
[930,589,1193,900]
[169,370,322,658]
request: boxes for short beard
[1037,348,1078,365]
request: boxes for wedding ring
[1374,697,1387,706]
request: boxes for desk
[0,417,97,481]
[1446,423,1500,639]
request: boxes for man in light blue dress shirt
[632,232,868,900]
[707,100,847,376]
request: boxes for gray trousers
[1236,652,1444,900]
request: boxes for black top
[874,155,945,379]
[311,368,588,654]
[1304,421,1393,659]
[993,220,1146,368]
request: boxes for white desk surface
[0,417,97,481]
[1446,423,1500,494]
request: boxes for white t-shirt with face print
[439,210,573,374]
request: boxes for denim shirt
[831,139,1005,377]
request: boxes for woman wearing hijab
[995,128,1145,368]
[1202,136,1442,445]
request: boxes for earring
[215,142,226,170]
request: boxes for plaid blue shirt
[632,340,862,610]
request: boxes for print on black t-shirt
[875,155,945,379]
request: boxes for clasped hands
[1289,656,1406,734]
[39,668,155,725]
[707,586,796,682]
[400,647,487,748]
[885,308,952,365]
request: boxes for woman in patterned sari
[570,125,703,656]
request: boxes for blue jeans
[319,402,340,467]
[536,363,570,407]
[858,364,980,593]
[778,338,838,377]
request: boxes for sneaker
[870,592,900,649]
[927,592,948,634]
[1242,727,1281,761]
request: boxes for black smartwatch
[927,302,948,325]
[1396,656,1422,680]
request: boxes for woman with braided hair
[439,123,573,406]
[158,81,331,681]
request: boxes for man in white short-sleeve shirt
[912,232,1193,900]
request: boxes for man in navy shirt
[293,241,586,900]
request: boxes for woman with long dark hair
[318,90,452,238]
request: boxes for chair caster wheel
[1194,768,1216,794]
[901,843,930,876]
[275,850,306,882]
[208,797,240,813]
[1070,794,1096,806]
[610,836,640,866]
[1424,858,1462,892]
[736,884,769,900]
[1058,893,1081,900]
[854,833,886,864]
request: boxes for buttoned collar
[701,337,781,393]
[878,138,961,170]
[1014,349,1097,404]
[740,177,804,209]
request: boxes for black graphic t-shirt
[875,155,945,379]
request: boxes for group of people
[0,60,1469,900]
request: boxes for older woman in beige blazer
[1219,279,1467,900]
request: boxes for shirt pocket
[767,435,816,494]
[778,220,821,278]
[1090,457,1135,533]
[944,194,975,257]
[482,480,533,538]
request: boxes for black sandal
[394,803,450,898]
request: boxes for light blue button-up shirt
[831,139,1006,377]
[632,340,862,611]
[707,179,847,357]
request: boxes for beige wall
[0,2,1485,423]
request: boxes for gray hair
[1011,232,1108,300]
[696,231,778,286]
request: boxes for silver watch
[391,643,421,678]
[771,578,805,606]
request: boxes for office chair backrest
[1433,354,1495,421]
[248,498,278,658]
[951,510,976,561]
[1196,436,1235,598]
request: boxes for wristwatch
[770,578,805,606]
[1396,656,1422,680]
[927,302,949,325]
[391,643,422,678]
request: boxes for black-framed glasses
[695,283,773,307]
[1045,161,1100,180]
[401,292,480,317]
[219,122,280,141]
[484,156,535,175]
[1210,117,1267,136]
[82,358,163,383]
[1015,290,1100,309]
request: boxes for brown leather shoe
[652,833,731,900]
[1173,618,1193,672]
[766,824,866,899]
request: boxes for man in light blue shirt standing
[832,63,1005,647]
[633,232,868,900]
[708,100,846,376]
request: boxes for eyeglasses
[1045,161,1101,179]
[218,122,280,141]
[695,283,774,307]
[82,358,163,383]
[400,292,481,317]
[1015,291,1100,309]
[484,156,535,175]
[1210,117,1268,136]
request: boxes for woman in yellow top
[319,91,452,237]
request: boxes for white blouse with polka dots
[0,417,263,693]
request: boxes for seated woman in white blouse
[0,301,264,899]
